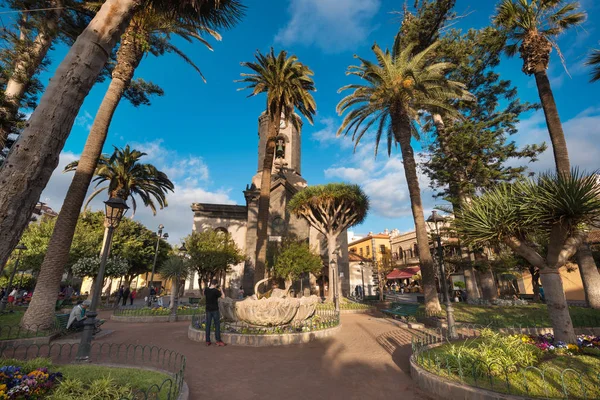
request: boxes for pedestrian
[157,287,164,307]
[130,289,136,305]
[122,286,130,306]
[204,279,226,347]
[63,284,74,300]
[8,287,18,304]
[116,285,124,305]
[239,286,244,299]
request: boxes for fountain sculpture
[218,278,320,326]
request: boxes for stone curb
[111,314,194,323]
[340,308,374,314]
[410,353,528,400]
[0,334,58,347]
[188,324,342,347]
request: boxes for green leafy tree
[0,0,94,153]
[71,256,131,295]
[456,170,600,343]
[184,230,244,292]
[0,0,243,313]
[337,41,472,315]
[271,239,323,290]
[158,255,190,309]
[289,183,369,305]
[237,48,317,287]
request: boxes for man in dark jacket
[204,279,225,346]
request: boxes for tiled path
[96,312,432,400]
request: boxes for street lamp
[358,261,366,299]
[0,244,27,312]
[329,259,340,312]
[426,210,457,339]
[77,197,128,360]
[147,225,168,306]
[170,244,187,321]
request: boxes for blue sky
[36,0,600,243]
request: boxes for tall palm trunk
[0,3,62,149]
[0,0,141,329]
[21,24,144,329]
[533,70,570,175]
[534,69,600,309]
[393,106,441,314]
[577,243,600,309]
[254,110,282,285]
[479,269,498,301]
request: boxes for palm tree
[21,145,174,328]
[159,255,190,311]
[289,184,369,306]
[337,41,473,315]
[456,170,600,343]
[586,49,600,82]
[0,0,243,292]
[65,145,175,213]
[494,1,600,309]
[493,0,585,175]
[237,48,317,288]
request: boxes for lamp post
[77,197,128,360]
[358,261,366,299]
[170,244,187,322]
[329,259,340,312]
[0,244,27,312]
[426,210,457,339]
[147,225,168,306]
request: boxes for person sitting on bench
[67,300,90,330]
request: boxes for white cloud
[275,0,380,53]
[40,141,235,244]
[75,110,93,131]
[310,117,353,149]
[514,106,600,173]
[324,142,436,219]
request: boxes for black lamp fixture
[104,197,129,228]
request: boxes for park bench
[189,297,202,305]
[381,302,420,321]
[54,313,70,331]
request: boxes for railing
[0,322,65,341]
[191,306,340,335]
[0,342,186,400]
[113,305,199,317]
[411,327,600,399]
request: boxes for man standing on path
[204,279,226,347]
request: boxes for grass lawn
[420,303,600,328]
[420,341,600,399]
[0,310,57,340]
[0,358,176,400]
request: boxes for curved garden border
[340,308,374,314]
[410,353,528,400]
[188,323,342,347]
[111,314,194,323]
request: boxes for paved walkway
[96,312,431,400]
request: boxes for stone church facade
[189,113,350,296]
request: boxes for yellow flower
[567,344,579,351]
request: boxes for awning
[387,267,420,280]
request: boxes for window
[380,245,386,254]
[350,248,357,253]
[359,248,363,256]
[271,217,285,236]
[366,246,370,256]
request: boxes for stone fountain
[218,278,320,326]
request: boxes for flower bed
[0,358,175,400]
[414,329,600,399]
[0,365,62,399]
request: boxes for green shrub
[47,376,131,400]
[434,329,541,377]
